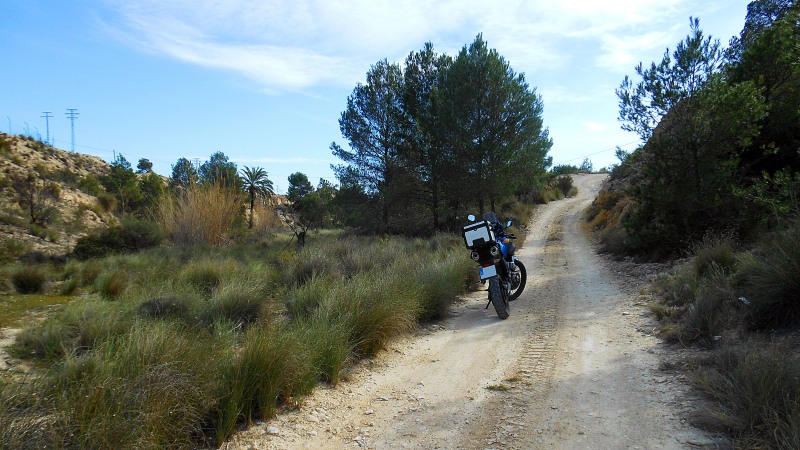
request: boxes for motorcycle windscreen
[479,264,497,280]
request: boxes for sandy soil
[224,174,717,450]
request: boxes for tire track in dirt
[224,174,714,449]
[458,187,581,449]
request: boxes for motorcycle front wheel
[508,260,527,301]
[488,277,510,319]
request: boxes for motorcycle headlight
[490,246,499,256]
[470,251,480,261]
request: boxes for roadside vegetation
[0,32,559,448]
[587,2,800,447]
[649,222,800,448]
[0,231,480,448]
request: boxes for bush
[231,325,317,422]
[157,183,241,246]
[414,252,473,322]
[96,193,116,213]
[201,285,265,327]
[60,277,79,295]
[180,260,223,297]
[78,174,103,196]
[693,344,800,449]
[50,322,219,449]
[11,301,130,360]
[555,175,577,198]
[317,271,417,357]
[119,218,163,250]
[298,317,351,385]
[72,218,163,260]
[95,270,127,300]
[138,296,190,320]
[737,221,800,329]
[0,238,29,263]
[675,271,736,347]
[690,232,738,277]
[10,266,47,294]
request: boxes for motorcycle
[462,212,527,319]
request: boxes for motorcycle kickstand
[485,298,491,309]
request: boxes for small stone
[307,414,320,423]
[365,409,374,415]
[266,426,280,436]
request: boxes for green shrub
[119,218,163,250]
[78,174,103,196]
[675,271,736,347]
[737,221,800,329]
[653,267,698,307]
[233,324,317,422]
[556,175,577,198]
[10,266,47,294]
[97,193,116,213]
[60,277,79,295]
[138,296,190,320]
[693,344,800,449]
[690,232,738,277]
[414,252,473,322]
[316,271,417,357]
[0,238,29,263]
[298,317,351,385]
[202,285,265,327]
[50,322,219,449]
[11,301,130,360]
[72,218,163,260]
[78,259,103,286]
[285,274,334,320]
[180,260,223,297]
[95,270,127,300]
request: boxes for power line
[41,112,53,145]
[554,140,640,165]
[65,108,79,152]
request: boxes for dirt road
[227,174,714,449]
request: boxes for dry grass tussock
[0,232,476,448]
[649,223,800,448]
[157,183,242,246]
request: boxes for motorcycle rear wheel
[488,277,510,319]
[508,260,527,301]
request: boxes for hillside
[0,133,113,256]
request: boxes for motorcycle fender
[479,265,497,280]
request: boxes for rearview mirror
[507,220,513,227]
[467,214,476,222]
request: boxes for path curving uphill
[225,173,713,449]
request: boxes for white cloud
[539,86,594,105]
[105,0,696,92]
[583,121,608,133]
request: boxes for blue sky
[2,0,750,193]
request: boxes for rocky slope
[0,133,112,256]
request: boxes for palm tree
[240,166,275,229]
